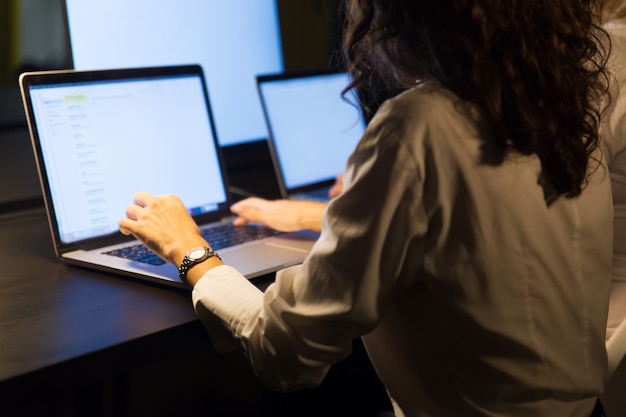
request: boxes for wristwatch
[178,246,221,283]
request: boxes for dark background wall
[278,0,341,72]
[1,0,340,85]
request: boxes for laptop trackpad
[220,243,305,279]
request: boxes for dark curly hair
[341,0,612,198]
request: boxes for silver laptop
[19,65,317,289]
[256,71,365,202]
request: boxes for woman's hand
[119,191,209,266]
[230,197,327,232]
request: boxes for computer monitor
[63,0,284,148]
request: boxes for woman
[120,1,612,416]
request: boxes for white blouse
[193,83,613,417]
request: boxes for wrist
[170,238,211,267]
[185,256,224,287]
[299,202,326,232]
[178,245,223,286]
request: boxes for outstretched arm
[230,197,327,232]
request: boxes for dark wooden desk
[0,208,197,376]
[0,208,209,415]
[0,207,198,371]
[0,208,391,417]
[0,208,289,417]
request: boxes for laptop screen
[257,71,365,194]
[64,0,284,147]
[26,69,227,244]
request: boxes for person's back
[340,83,612,416]
[286,1,614,414]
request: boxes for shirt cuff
[191,264,265,352]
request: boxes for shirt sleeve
[192,264,264,354]
[191,101,424,392]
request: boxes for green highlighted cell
[63,94,88,103]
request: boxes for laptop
[19,65,317,289]
[256,70,365,202]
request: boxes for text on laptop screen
[64,0,283,147]
[28,74,226,244]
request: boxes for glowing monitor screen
[63,0,284,147]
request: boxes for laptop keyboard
[104,223,284,265]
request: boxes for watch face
[189,247,207,261]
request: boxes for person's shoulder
[366,82,475,147]
[378,82,459,118]
[357,82,489,171]
[371,83,468,134]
